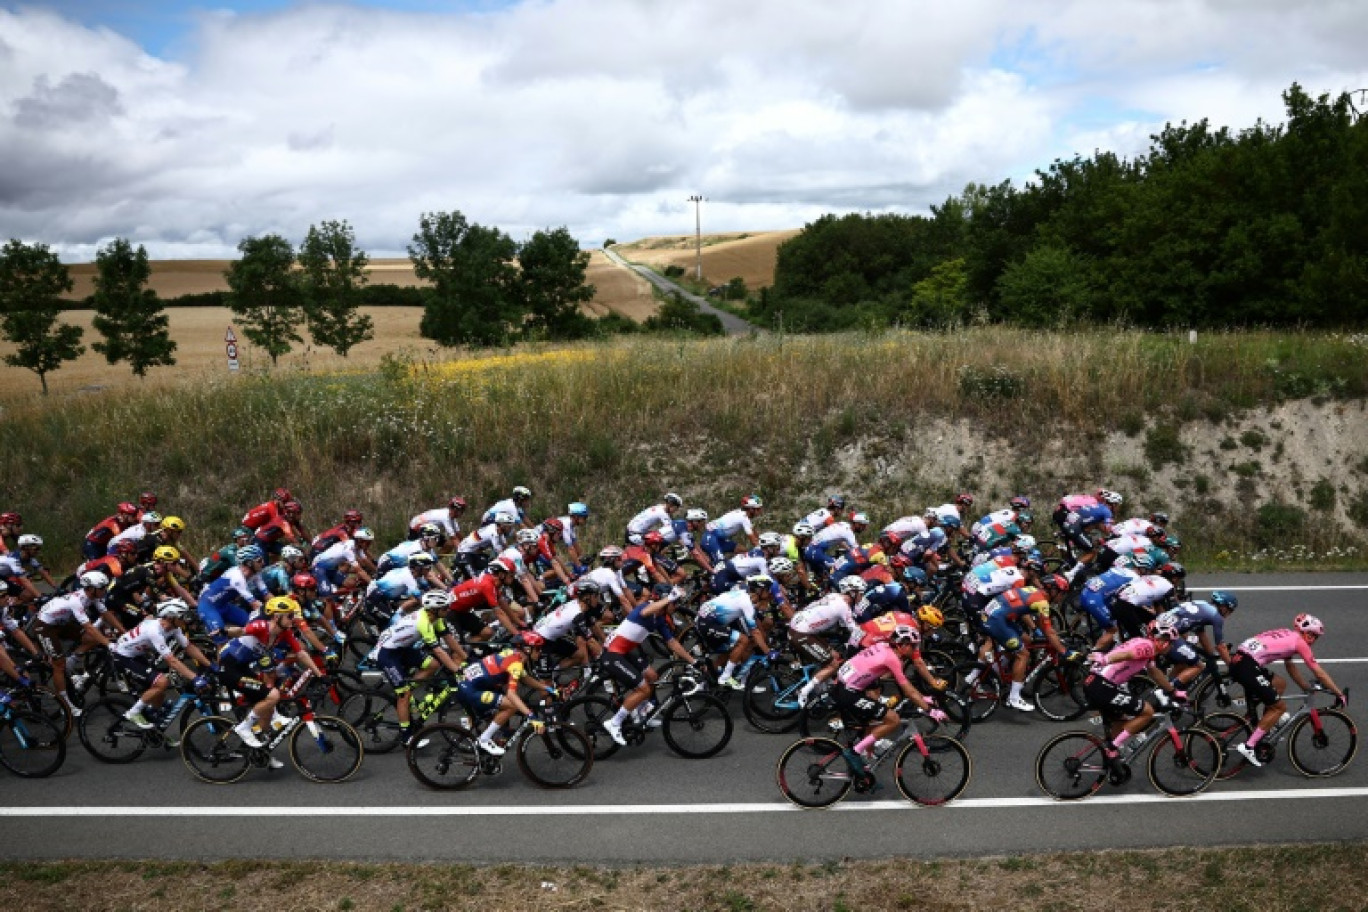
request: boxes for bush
[1308,478,1336,512]
[1144,424,1187,469]
[663,265,686,278]
[957,365,1024,400]
[1255,502,1306,547]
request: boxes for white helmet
[838,575,868,596]
[493,511,517,526]
[685,508,709,522]
[515,528,540,545]
[157,598,191,621]
[792,522,815,538]
[280,545,304,561]
[421,590,453,611]
[768,557,795,576]
[79,570,110,590]
[17,534,42,548]
[757,531,783,549]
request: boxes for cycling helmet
[850,512,870,527]
[741,494,763,510]
[574,579,602,599]
[1210,590,1238,612]
[0,512,19,525]
[493,511,517,527]
[279,545,304,561]
[828,495,848,511]
[153,545,181,563]
[489,557,516,576]
[515,529,540,545]
[940,515,962,530]
[265,595,301,616]
[792,522,815,538]
[903,566,929,587]
[889,553,912,571]
[878,531,903,551]
[353,527,375,541]
[745,574,774,592]
[1147,525,1168,544]
[890,624,920,647]
[1150,614,1180,639]
[1016,511,1034,527]
[512,631,545,649]
[767,557,795,576]
[1294,613,1325,636]
[1021,554,1045,573]
[17,534,42,547]
[343,509,363,524]
[273,487,293,502]
[157,598,191,621]
[232,525,253,540]
[916,604,943,627]
[1149,511,1170,526]
[421,590,452,611]
[448,496,468,511]
[1042,573,1069,592]
[1009,495,1032,511]
[568,502,589,518]
[1131,552,1157,572]
[664,493,684,508]
[542,517,564,534]
[1164,533,1182,551]
[955,492,975,509]
[140,511,163,525]
[642,531,666,548]
[407,552,436,569]
[599,545,624,562]
[837,575,867,596]
[1158,561,1186,580]
[923,508,939,521]
[758,531,783,550]
[686,508,709,522]
[79,570,110,589]
[281,501,303,518]
[511,485,532,501]
[117,501,138,516]
[1097,489,1123,506]
[1013,534,1037,552]
[236,545,264,565]
[291,572,318,590]
[113,539,138,557]
[138,492,158,508]
[412,523,440,541]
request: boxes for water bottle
[873,738,895,758]
[1268,711,1292,740]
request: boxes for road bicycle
[1199,685,1356,779]
[1035,699,1221,800]
[0,687,66,778]
[562,669,732,760]
[78,674,238,763]
[406,700,593,790]
[950,637,1089,724]
[179,669,363,784]
[775,702,972,808]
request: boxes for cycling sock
[720,661,737,680]
[480,722,501,743]
[1009,681,1024,700]
[1246,728,1266,747]
[963,668,981,685]
[129,700,148,715]
[1112,729,1132,748]
[854,735,876,756]
[610,707,630,726]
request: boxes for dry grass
[0,845,1361,911]
[614,231,798,289]
[584,250,658,321]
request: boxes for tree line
[752,83,1368,332]
[0,215,721,393]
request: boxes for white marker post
[226,326,240,372]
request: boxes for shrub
[1308,478,1336,512]
[1255,502,1306,547]
[957,364,1024,400]
[1144,424,1187,468]
[1239,429,1269,450]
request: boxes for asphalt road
[3,573,1366,863]
[602,247,763,336]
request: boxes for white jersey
[106,523,150,555]
[724,554,769,579]
[882,516,928,539]
[1112,518,1154,537]
[496,546,531,577]
[708,509,755,540]
[802,507,838,528]
[626,504,674,538]
[457,523,506,556]
[1105,533,1153,554]
[933,504,961,524]
[575,567,627,601]
[370,609,425,656]
[313,538,361,570]
[789,594,857,638]
[534,602,588,641]
[410,508,460,539]
[970,508,1016,537]
[811,522,858,552]
[37,590,103,626]
[963,564,1025,597]
[1117,575,1174,607]
[112,617,187,659]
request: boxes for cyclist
[370,589,468,746]
[1154,589,1238,688]
[1109,568,1178,641]
[240,487,293,532]
[82,502,139,561]
[980,580,1075,712]
[694,574,778,689]
[0,511,22,552]
[532,517,577,586]
[1083,614,1183,760]
[960,553,1027,619]
[802,494,848,530]
[804,512,868,582]
[1058,489,1121,581]
[447,557,522,641]
[106,511,163,557]
[560,502,591,567]
[112,599,214,730]
[480,485,535,529]
[970,495,1031,540]
[1,534,53,603]
[260,546,310,597]
[621,531,675,594]
[833,625,947,765]
[104,545,196,630]
[251,501,305,559]
[790,576,868,703]
[626,493,684,544]
[598,588,701,747]
[366,551,443,622]
[576,546,636,619]
[882,513,929,540]
[703,495,765,560]
[532,580,609,676]
[197,544,269,641]
[455,511,515,578]
[709,534,779,595]
[781,522,816,591]
[498,528,554,603]
[32,571,121,715]
[457,632,557,755]
[197,526,255,586]
[673,507,715,574]
[409,496,467,541]
[309,509,365,558]
[219,596,327,753]
[311,526,375,601]
[375,524,445,578]
[1229,613,1347,767]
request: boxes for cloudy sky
[2,1,1366,261]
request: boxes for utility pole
[687,194,704,281]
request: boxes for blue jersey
[199,566,267,610]
[697,589,758,631]
[1159,601,1226,643]
[855,583,910,623]
[372,567,426,601]
[1071,504,1113,527]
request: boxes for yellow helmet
[160,515,186,532]
[265,595,301,616]
[917,605,945,628]
[153,545,181,563]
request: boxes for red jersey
[448,575,501,614]
[254,515,299,545]
[858,610,920,648]
[86,515,132,547]
[242,501,281,531]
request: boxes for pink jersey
[1238,628,1318,668]
[836,641,910,691]
[1100,637,1160,685]
[1061,494,1099,511]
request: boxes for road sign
[227,326,239,371]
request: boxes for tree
[0,239,84,394]
[224,234,303,366]
[517,226,596,340]
[90,238,176,377]
[409,211,519,347]
[995,244,1095,326]
[903,257,970,326]
[298,220,375,357]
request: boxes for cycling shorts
[216,657,271,700]
[376,645,424,690]
[32,621,81,659]
[1078,590,1114,628]
[832,684,886,728]
[598,650,649,690]
[983,612,1025,652]
[456,680,503,714]
[111,653,160,691]
[695,618,740,654]
[1083,673,1146,722]
[1229,652,1280,707]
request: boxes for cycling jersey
[457,524,505,556]
[962,562,1025,598]
[972,519,1021,550]
[448,573,502,613]
[882,516,928,539]
[605,604,675,654]
[200,566,265,611]
[312,538,361,573]
[856,610,921,647]
[709,509,755,541]
[409,508,460,539]
[1159,600,1226,643]
[370,567,426,602]
[480,498,526,527]
[1112,518,1155,536]
[573,566,627,602]
[220,618,302,665]
[810,522,857,554]
[461,648,526,691]
[1115,575,1174,608]
[106,523,151,555]
[710,553,768,593]
[1237,628,1319,668]
[789,594,857,639]
[371,607,447,655]
[696,589,758,631]
[534,601,594,641]
[84,515,130,558]
[1078,566,1138,626]
[378,540,432,572]
[626,504,674,538]
[1099,636,1160,685]
[241,500,282,530]
[112,617,188,659]
[802,507,839,529]
[259,563,296,597]
[899,529,947,562]
[837,641,912,691]
[853,582,912,623]
[37,590,105,627]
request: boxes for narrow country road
[603,246,763,336]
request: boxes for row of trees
[756,83,1368,331]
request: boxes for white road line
[1187,586,1368,591]
[1317,658,1368,664]
[5,788,1368,817]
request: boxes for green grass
[2,328,1367,570]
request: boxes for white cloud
[0,0,1364,260]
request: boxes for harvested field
[615,230,797,289]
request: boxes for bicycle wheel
[662,692,733,759]
[289,715,364,783]
[0,711,67,777]
[406,723,480,790]
[181,715,251,784]
[77,694,148,763]
[775,736,853,808]
[950,662,1000,723]
[1288,709,1358,778]
[517,725,593,788]
[894,735,972,806]
[14,687,73,740]
[1147,727,1220,796]
[797,689,844,739]
[741,661,806,734]
[1035,731,1109,800]
[1198,711,1253,780]
[336,688,403,754]
[1189,674,1250,716]
[1032,661,1089,722]
[560,693,621,760]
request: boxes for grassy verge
[1,844,1363,911]
[1,329,1366,571]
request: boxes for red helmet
[643,531,666,548]
[138,492,158,508]
[448,496,468,511]
[0,512,19,525]
[955,492,975,509]
[489,557,516,576]
[273,487,293,502]
[282,500,303,517]
[513,631,545,649]
[878,531,903,550]
[291,572,318,590]
[343,509,363,524]
[1043,573,1069,592]
[889,553,913,571]
[116,501,138,515]
[113,539,138,557]
[542,517,564,533]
